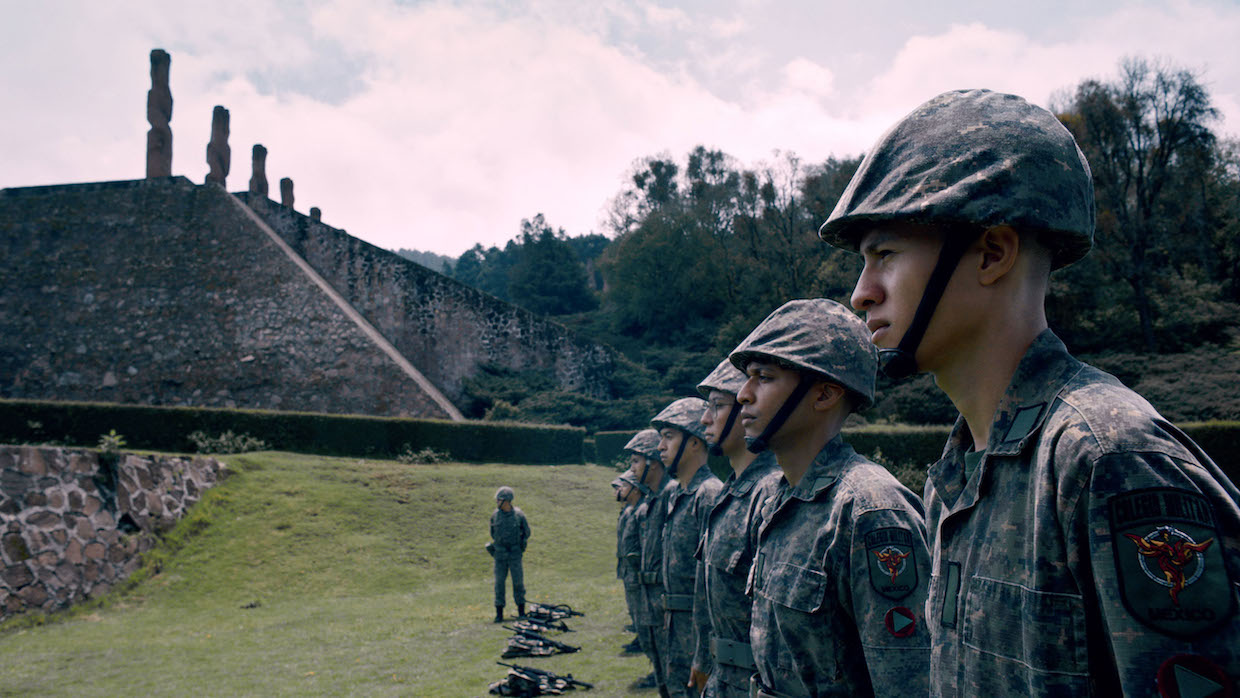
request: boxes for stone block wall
[0,178,450,418]
[0,445,225,620]
[239,194,616,405]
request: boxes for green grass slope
[0,453,649,696]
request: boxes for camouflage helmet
[650,397,710,444]
[697,358,748,398]
[623,428,663,462]
[495,486,515,502]
[820,89,1094,270]
[729,298,877,410]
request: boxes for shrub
[396,445,450,465]
[188,430,269,454]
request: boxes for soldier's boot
[517,603,525,618]
[494,606,504,623]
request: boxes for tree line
[420,57,1240,430]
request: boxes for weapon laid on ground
[488,662,593,695]
[501,626,581,658]
[521,602,584,623]
[510,617,572,634]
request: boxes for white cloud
[2,0,1236,259]
[781,58,835,100]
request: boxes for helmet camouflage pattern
[650,397,710,444]
[820,89,1094,270]
[495,486,515,502]
[697,358,748,398]
[623,428,663,461]
[729,298,877,410]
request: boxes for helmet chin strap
[880,230,981,381]
[666,432,690,478]
[745,375,816,454]
[708,399,742,456]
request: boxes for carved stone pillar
[145,50,173,178]
[205,106,230,186]
[249,144,268,197]
[280,178,294,208]
[310,207,321,221]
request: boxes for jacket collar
[781,434,853,503]
[669,464,714,505]
[927,329,1083,507]
[724,449,779,498]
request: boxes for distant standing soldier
[653,397,723,697]
[614,469,644,653]
[824,88,1240,696]
[489,485,530,623]
[689,359,781,696]
[730,299,931,696]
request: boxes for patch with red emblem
[884,606,916,638]
[1157,654,1233,698]
[866,527,918,601]
[1110,488,1235,638]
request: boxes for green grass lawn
[0,453,651,696]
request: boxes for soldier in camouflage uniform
[730,298,931,696]
[628,427,677,696]
[689,358,781,697]
[652,397,723,697]
[824,88,1240,696]
[490,485,530,622]
[614,470,644,651]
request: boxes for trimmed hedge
[594,430,639,467]
[0,399,585,465]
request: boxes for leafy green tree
[1057,57,1226,351]
[507,214,598,315]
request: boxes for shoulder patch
[865,527,919,600]
[884,606,917,638]
[1156,654,1232,698]
[1109,488,1236,638]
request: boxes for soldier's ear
[811,382,845,412]
[976,225,1020,286]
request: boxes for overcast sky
[3,0,1238,258]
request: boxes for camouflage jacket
[750,435,931,696]
[490,506,529,560]
[924,330,1240,697]
[692,450,781,695]
[663,465,724,599]
[636,475,676,626]
[618,502,642,586]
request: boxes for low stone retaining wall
[0,445,226,620]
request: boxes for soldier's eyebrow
[860,231,899,255]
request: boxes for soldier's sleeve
[1080,449,1240,696]
[846,493,931,697]
[520,512,530,550]
[691,535,713,676]
[490,509,498,542]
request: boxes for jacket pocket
[757,560,828,613]
[961,575,1088,676]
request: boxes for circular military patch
[1156,654,1232,698]
[884,606,917,638]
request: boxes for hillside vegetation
[0,453,648,696]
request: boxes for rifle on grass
[521,602,584,623]
[495,662,593,692]
[501,626,581,658]
[510,617,572,634]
